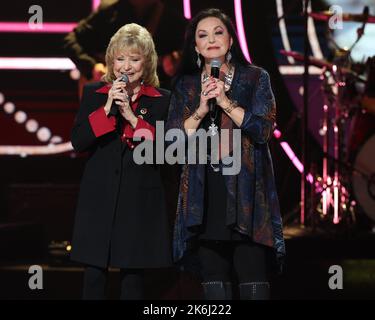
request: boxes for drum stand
[282,4,372,228]
[312,5,371,227]
[316,61,356,226]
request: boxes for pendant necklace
[204,64,234,136]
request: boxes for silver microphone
[209,59,222,113]
[109,74,130,117]
[120,73,129,83]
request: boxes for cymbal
[280,50,366,81]
[309,11,375,23]
[280,50,332,69]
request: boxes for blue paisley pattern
[166,64,286,269]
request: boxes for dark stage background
[1,0,374,300]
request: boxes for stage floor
[1,225,375,300]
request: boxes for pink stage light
[273,129,282,139]
[92,0,101,11]
[0,58,75,70]
[0,1,99,33]
[306,173,314,184]
[333,185,339,224]
[280,142,304,173]
[0,22,76,33]
[274,129,302,171]
[274,131,302,172]
[322,190,327,215]
[234,0,251,62]
[183,0,192,19]
[273,129,315,185]
[0,143,73,156]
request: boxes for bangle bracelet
[223,100,239,114]
[192,110,202,121]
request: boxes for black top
[199,107,246,241]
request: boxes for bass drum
[350,112,375,221]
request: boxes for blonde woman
[71,23,171,299]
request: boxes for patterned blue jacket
[166,64,286,270]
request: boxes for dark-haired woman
[166,8,285,300]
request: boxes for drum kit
[281,8,375,226]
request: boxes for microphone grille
[211,59,222,69]
[121,74,129,83]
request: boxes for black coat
[70,82,172,268]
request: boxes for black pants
[82,266,144,300]
[198,241,268,283]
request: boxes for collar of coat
[95,83,162,98]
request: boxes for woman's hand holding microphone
[104,77,138,128]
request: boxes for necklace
[202,64,234,90]
[202,64,235,136]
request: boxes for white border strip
[0,57,76,70]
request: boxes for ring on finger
[202,91,208,96]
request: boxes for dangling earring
[226,50,232,63]
[196,53,202,68]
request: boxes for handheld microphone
[120,73,129,83]
[209,59,222,113]
[108,74,129,117]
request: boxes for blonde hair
[102,23,159,87]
